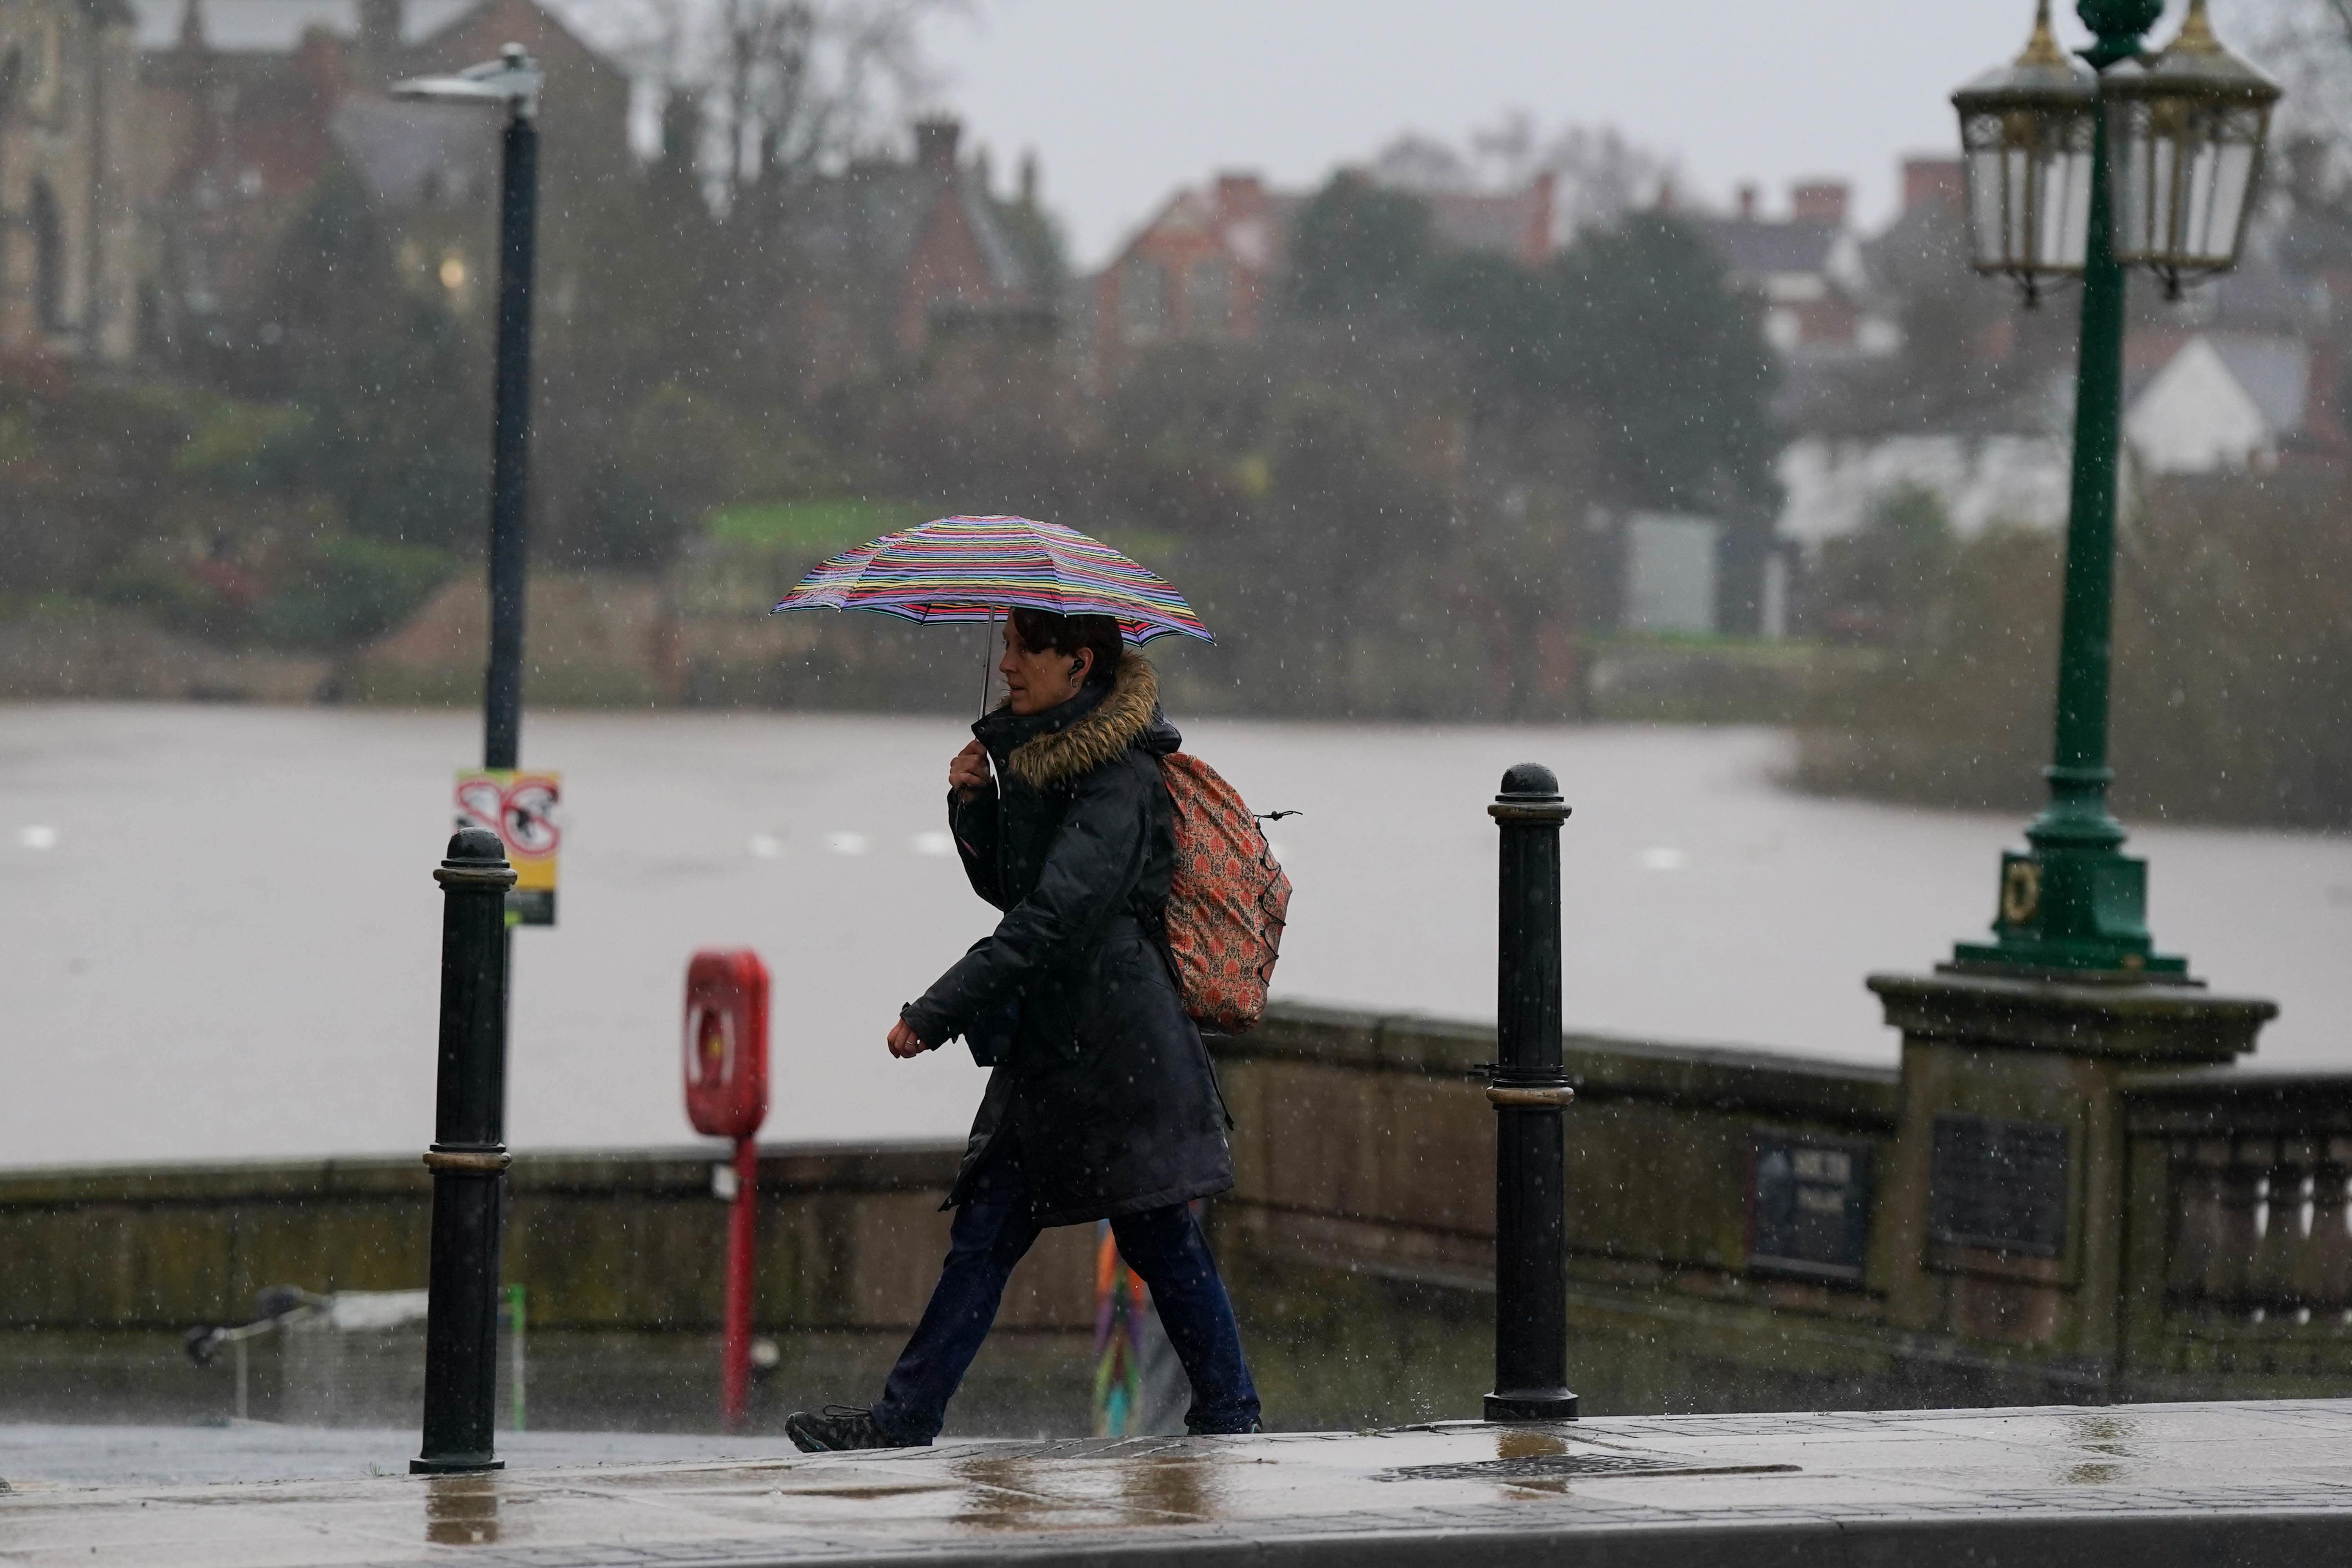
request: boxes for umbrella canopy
[772,515,1213,645]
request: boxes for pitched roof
[329,95,491,207]
[2204,332,2312,436]
[1698,215,1842,279]
[793,162,1034,292]
[1425,186,1547,259]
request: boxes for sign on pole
[454,770,561,925]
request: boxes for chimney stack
[913,118,960,173]
[1791,179,1849,227]
[1737,184,1758,221]
[358,0,401,58]
[1215,172,1267,216]
[1902,157,1964,213]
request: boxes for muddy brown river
[4,704,2345,1168]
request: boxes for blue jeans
[870,1151,1261,1443]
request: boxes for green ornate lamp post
[1947,0,2278,976]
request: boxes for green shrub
[252,535,456,650]
[1794,471,2352,829]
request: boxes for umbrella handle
[978,606,998,718]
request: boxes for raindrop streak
[825,831,871,857]
[909,831,953,858]
[1639,846,1688,872]
[19,826,58,850]
[747,833,784,860]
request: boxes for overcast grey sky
[926,0,2223,269]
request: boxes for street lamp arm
[393,44,542,120]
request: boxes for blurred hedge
[1793,469,2352,830]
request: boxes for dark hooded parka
[901,653,1234,1227]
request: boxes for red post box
[684,950,769,1140]
[683,949,769,1431]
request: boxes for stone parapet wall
[1208,1003,1940,1418]
[0,1141,1093,1336]
[13,997,2352,1428]
[1214,1002,1896,1289]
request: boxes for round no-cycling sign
[454,769,561,924]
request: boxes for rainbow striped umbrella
[771,515,1213,646]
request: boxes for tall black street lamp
[392,46,541,1477]
[1947,0,2277,976]
[393,45,543,772]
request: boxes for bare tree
[1366,115,1678,245]
[2236,0,2352,165]
[614,0,958,210]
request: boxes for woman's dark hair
[1010,608,1123,684]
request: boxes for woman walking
[785,607,1261,1450]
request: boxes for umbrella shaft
[978,607,998,718]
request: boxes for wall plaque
[1748,1132,1874,1283]
[1927,1112,2071,1258]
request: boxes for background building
[0,0,139,362]
[127,0,630,375]
[1089,166,1553,385]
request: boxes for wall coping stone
[1238,1001,1899,1129]
[0,1140,966,1209]
[1868,970,2276,1063]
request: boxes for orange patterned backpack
[1159,753,1292,1034]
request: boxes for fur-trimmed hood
[999,653,1174,789]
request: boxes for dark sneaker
[785,1405,917,1453]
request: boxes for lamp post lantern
[1947,0,2277,977]
[2104,2,2283,299]
[1951,1,2097,306]
[393,45,543,773]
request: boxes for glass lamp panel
[2037,117,2094,270]
[1957,103,2093,278]
[1961,113,2014,270]
[1965,137,2010,269]
[2106,93,2159,265]
[2180,110,2263,267]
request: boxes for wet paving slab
[11,1401,2352,1567]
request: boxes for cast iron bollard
[1486,763,1579,1423]
[414,827,518,1474]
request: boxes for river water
[3,704,2346,1169]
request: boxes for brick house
[1695,178,1885,360]
[1089,167,1555,384]
[782,116,1060,382]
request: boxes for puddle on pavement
[2057,1414,2141,1486]
[767,1482,962,1501]
[947,1450,1227,1532]
[424,1474,501,1546]
[1495,1430,1570,1461]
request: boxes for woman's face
[999,621,1093,715]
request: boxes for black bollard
[1485,763,1579,1423]
[414,827,518,1474]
